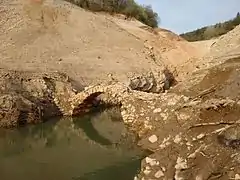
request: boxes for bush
[65,0,159,28]
[180,12,240,41]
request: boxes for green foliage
[180,12,240,42]
[139,5,158,28]
[65,0,159,28]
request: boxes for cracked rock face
[0,94,42,128]
[0,70,78,127]
[128,69,176,93]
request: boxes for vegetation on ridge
[65,0,159,28]
[180,12,240,42]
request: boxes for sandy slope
[210,25,240,57]
[0,0,163,85]
[178,24,240,79]
[1,0,227,85]
[109,16,214,79]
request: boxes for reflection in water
[73,118,112,145]
[72,107,117,146]
[74,159,142,180]
[0,107,148,180]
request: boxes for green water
[0,108,146,180]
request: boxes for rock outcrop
[0,70,77,127]
[0,94,42,128]
[127,68,176,93]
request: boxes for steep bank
[0,0,164,86]
[110,16,211,80]
[0,0,212,86]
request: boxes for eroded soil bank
[136,57,240,180]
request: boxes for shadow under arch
[72,92,103,116]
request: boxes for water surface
[0,108,146,180]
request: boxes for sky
[135,0,240,34]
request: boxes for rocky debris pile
[136,97,240,180]
[133,57,240,180]
[127,69,176,93]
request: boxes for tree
[66,0,159,28]
[237,12,240,17]
[142,5,159,27]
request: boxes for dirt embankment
[0,0,214,86]
[0,0,163,85]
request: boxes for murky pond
[0,107,148,180]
